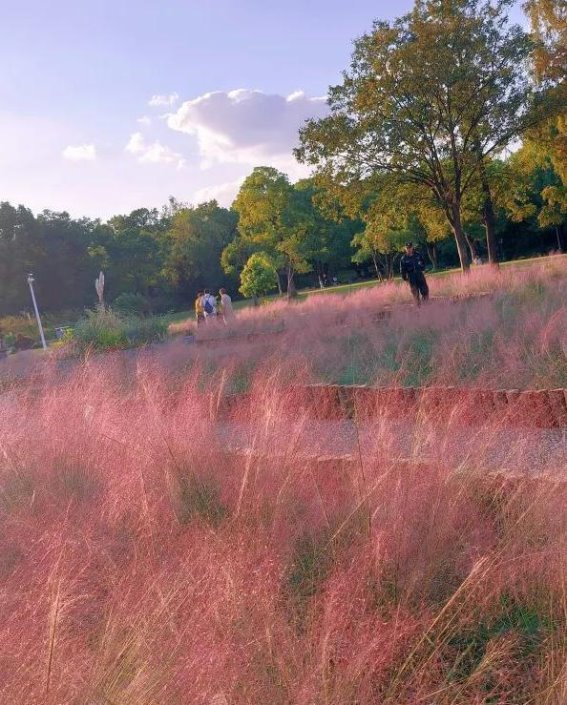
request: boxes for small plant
[171,471,227,527]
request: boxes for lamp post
[27,273,47,350]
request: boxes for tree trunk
[465,233,479,261]
[371,253,382,281]
[479,157,499,266]
[276,272,283,295]
[426,242,438,269]
[555,226,564,253]
[287,267,297,299]
[450,204,471,272]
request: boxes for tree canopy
[296,0,552,271]
[1,0,565,318]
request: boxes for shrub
[73,308,128,351]
[122,315,168,346]
[239,252,278,299]
[73,308,167,352]
[112,292,150,317]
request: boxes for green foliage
[296,0,550,271]
[122,316,168,346]
[171,472,227,527]
[112,292,150,317]
[239,253,279,299]
[0,314,41,339]
[163,200,239,296]
[231,167,316,294]
[74,310,128,351]
[448,596,545,684]
[73,307,167,352]
[0,0,565,321]
[286,533,333,605]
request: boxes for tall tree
[231,167,314,297]
[163,201,238,300]
[0,202,43,315]
[523,0,567,243]
[506,143,566,250]
[294,178,360,286]
[296,0,547,271]
[35,211,98,311]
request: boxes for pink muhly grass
[1,263,567,702]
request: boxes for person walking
[219,288,234,323]
[400,242,429,306]
[194,291,205,326]
[201,289,217,321]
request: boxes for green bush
[123,316,167,346]
[73,308,167,352]
[112,292,150,317]
[74,309,127,351]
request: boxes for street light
[26,273,47,350]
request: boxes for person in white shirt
[219,288,234,323]
[201,289,217,321]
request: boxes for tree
[231,167,314,297]
[296,0,548,272]
[164,201,238,299]
[523,0,567,246]
[99,213,165,302]
[525,0,566,88]
[506,143,566,250]
[316,172,449,275]
[0,202,43,315]
[35,211,102,311]
[295,178,361,286]
[239,253,278,302]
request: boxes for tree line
[0,0,565,317]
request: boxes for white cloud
[167,88,327,170]
[148,92,179,108]
[125,132,185,168]
[62,144,97,161]
[193,177,245,207]
[136,116,152,126]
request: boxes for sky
[0,0,526,220]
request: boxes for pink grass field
[2,260,567,704]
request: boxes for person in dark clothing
[400,242,429,305]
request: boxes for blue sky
[0,0,525,219]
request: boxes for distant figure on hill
[219,288,234,323]
[195,291,205,326]
[400,242,429,306]
[201,289,217,321]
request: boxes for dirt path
[218,419,567,476]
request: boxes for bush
[112,292,150,317]
[73,308,168,352]
[123,316,168,346]
[73,308,127,351]
[0,315,38,339]
[239,252,278,299]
